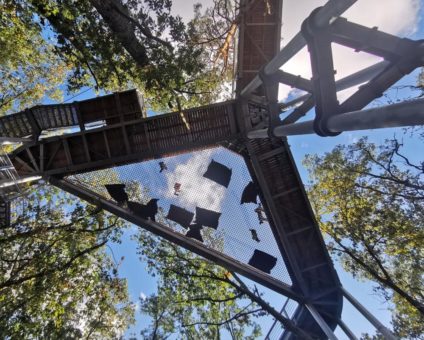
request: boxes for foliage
[3,0,237,112]
[0,0,69,115]
[136,232,262,339]
[304,136,424,338]
[0,184,134,338]
[135,215,312,340]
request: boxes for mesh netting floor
[68,146,292,286]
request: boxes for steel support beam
[240,0,357,97]
[305,304,338,340]
[338,319,358,340]
[248,98,424,138]
[279,60,389,121]
[49,176,303,302]
[342,287,396,340]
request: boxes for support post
[0,176,42,188]
[305,304,338,340]
[342,287,396,340]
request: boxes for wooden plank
[82,134,91,162]
[25,148,39,171]
[102,131,112,158]
[63,139,72,165]
[45,142,62,170]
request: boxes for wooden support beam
[62,139,72,165]
[26,148,39,172]
[15,156,35,173]
[40,143,44,172]
[272,186,300,199]
[301,262,328,273]
[287,225,313,237]
[82,134,91,162]
[45,142,62,171]
[102,131,112,158]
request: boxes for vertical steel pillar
[342,288,396,340]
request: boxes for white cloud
[139,292,147,301]
[278,0,421,101]
[162,150,227,212]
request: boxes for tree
[304,136,424,338]
[3,0,236,111]
[135,227,313,339]
[0,1,70,115]
[0,184,135,338]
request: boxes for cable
[61,87,93,103]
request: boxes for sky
[53,0,424,338]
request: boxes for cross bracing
[1,0,421,338]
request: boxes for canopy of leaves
[0,1,70,115]
[0,184,134,338]
[304,136,424,338]
[3,0,237,112]
[136,233,263,339]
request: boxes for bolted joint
[301,7,329,43]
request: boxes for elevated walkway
[0,90,144,139]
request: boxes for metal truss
[241,0,424,138]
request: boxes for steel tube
[338,319,359,340]
[0,176,42,188]
[305,304,338,340]
[249,98,424,138]
[0,137,33,145]
[280,60,389,111]
[240,0,357,97]
[342,288,396,340]
[328,98,424,132]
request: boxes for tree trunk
[88,0,149,67]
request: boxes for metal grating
[67,146,293,287]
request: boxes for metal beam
[0,176,42,188]
[49,176,303,302]
[338,319,359,340]
[0,137,33,145]
[342,287,396,340]
[279,60,389,123]
[248,98,424,138]
[240,0,357,97]
[305,304,338,340]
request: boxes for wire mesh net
[67,146,293,286]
